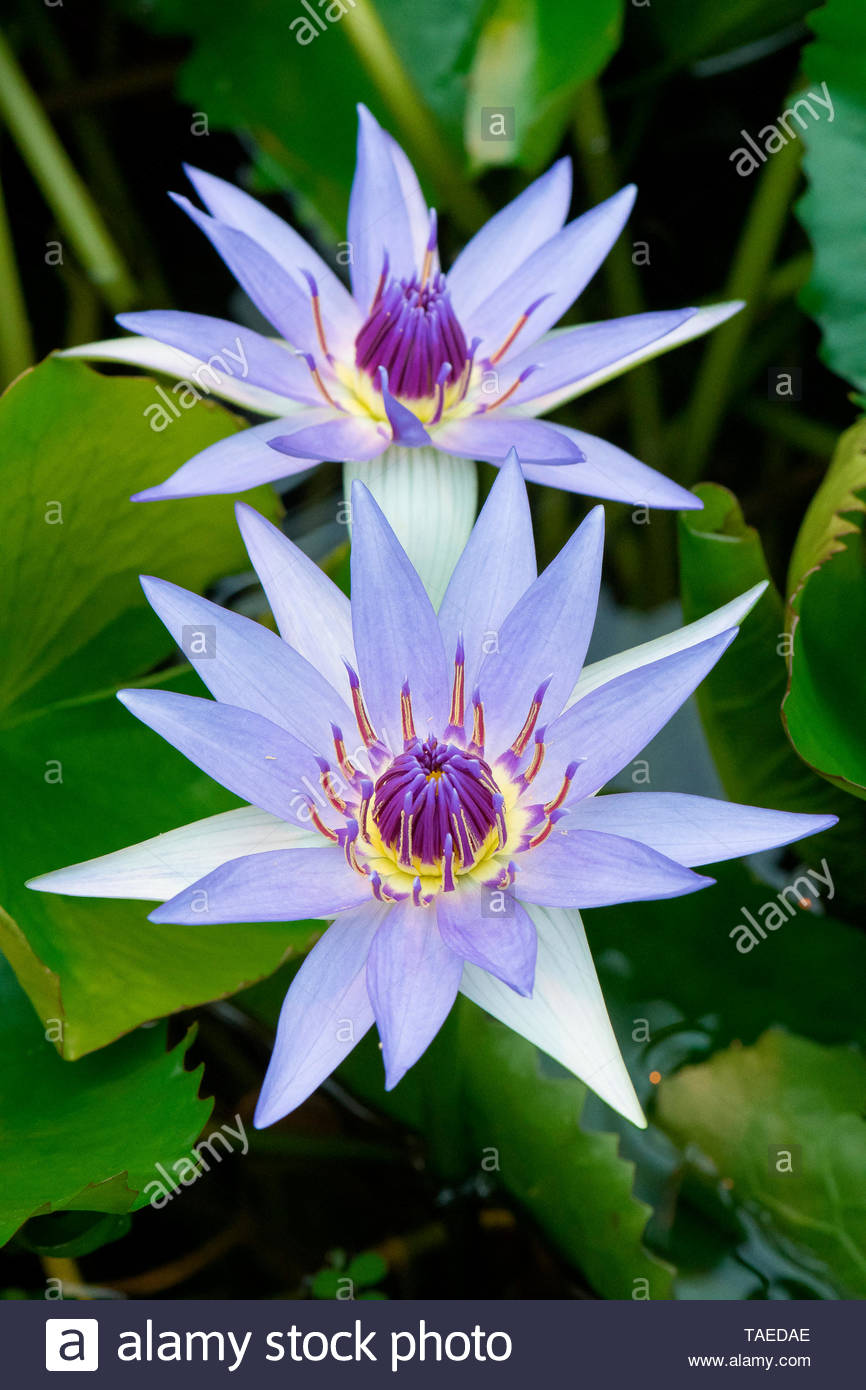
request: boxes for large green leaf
[656,1031,866,1298]
[135,0,487,236]
[336,1001,673,1299]
[678,482,861,905]
[0,955,211,1247]
[797,1,866,393]
[0,357,316,1057]
[784,417,866,798]
[464,0,623,170]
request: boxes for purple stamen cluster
[355,272,469,400]
[372,736,500,870]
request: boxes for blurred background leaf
[656,1031,866,1298]
[797,0,866,394]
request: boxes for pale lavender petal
[379,368,431,446]
[132,417,317,503]
[235,503,356,694]
[447,159,572,322]
[117,688,320,825]
[115,310,320,405]
[430,414,584,465]
[350,481,450,747]
[563,794,837,867]
[519,427,703,510]
[171,192,318,352]
[505,309,696,408]
[533,630,738,805]
[268,410,388,463]
[348,105,419,311]
[184,163,361,353]
[516,828,713,908]
[139,576,351,749]
[436,888,536,996]
[465,185,636,359]
[383,130,433,272]
[438,450,536,690]
[254,902,387,1126]
[366,899,464,1088]
[149,844,368,923]
[477,506,604,749]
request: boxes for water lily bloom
[65,106,740,597]
[28,456,833,1127]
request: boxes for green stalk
[572,81,664,462]
[682,135,803,484]
[0,162,33,384]
[342,0,491,234]
[0,29,137,312]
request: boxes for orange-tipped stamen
[469,689,485,753]
[487,295,550,366]
[544,760,582,815]
[521,731,546,787]
[510,678,552,758]
[401,679,416,744]
[331,725,359,782]
[344,662,379,748]
[302,353,342,410]
[448,637,466,731]
[309,804,339,843]
[302,271,332,361]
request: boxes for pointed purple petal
[131,418,318,503]
[350,481,450,747]
[254,903,387,1126]
[534,630,738,805]
[505,309,697,408]
[436,888,537,996]
[348,105,419,312]
[117,687,321,824]
[465,185,636,359]
[235,503,356,694]
[139,576,351,748]
[184,163,361,353]
[518,427,703,510]
[563,793,837,867]
[382,130,432,273]
[378,368,431,445]
[431,415,584,465]
[517,828,713,908]
[268,410,388,463]
[447,159,572,322]
[115,310,320,405]
[438,450,536,693]
[366,900,464,1088]
[478,506,604,749]
[149,844,368,923]
[171,193,319,352]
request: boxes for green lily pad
[656,1031,866,1298]
[0,955,211,1247]
[784,418,866,798]
[797,0,866,394]
[0,357,317,1057]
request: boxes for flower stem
[572,80,663,462]
[0,31,137,313]
[681,135,803,485]
[342,0,492,234]
[0,161,33,385]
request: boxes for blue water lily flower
[67,105,740,518]
[28,456,833,1127]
